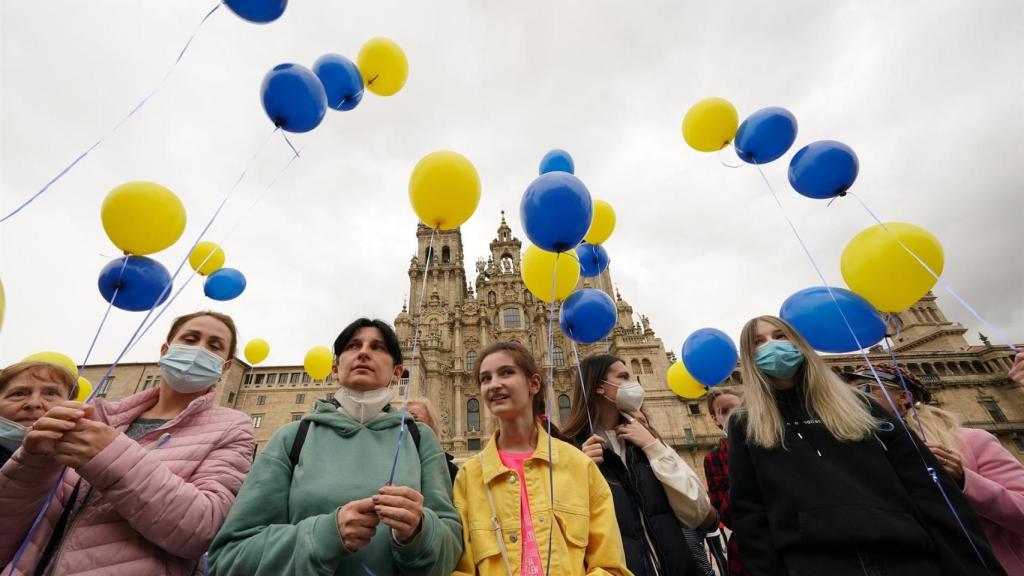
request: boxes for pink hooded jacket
[960,427,1024,576]
[0,386,255,576]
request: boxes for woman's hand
[927,442,965,487]
[52,417,120,469]
[616,415,657,450]
[374,485,424,544]
[22,402,88,456]
[581,435,605,464]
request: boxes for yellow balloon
[409,151,481,230]
[666,361,706,399]
[521,245,580,303]
[189,241,226,276]
[357,37,408,97]
[841,222,944,313]
[304,346,333,381]
[682,97,739,152]
[101,181,186,255]
[22,351,78,378]
[244,339,270,365]
[584,200,616,245]
[75,377,93,402]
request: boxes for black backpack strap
[35,478,83,576]
[288,419,312,468]
[405,418,421,452]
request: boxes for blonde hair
[407,397,442,438]
[738,316,878,449]
[0,361,78,398]
[910,404,962,459]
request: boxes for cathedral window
[558,394,571,424]
[467,398,481,431]
[442,246,451,263]
[552,346,565,367]
[980,399,1007,423]
[466,350,476,371]
[630,359,641,374]
[642,359,653,374]
[503,307,522,329]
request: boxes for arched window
[959,361,972,374]
[442,246,451,263]
[425,246,434,261]
[466,350,477,371]
[972,361,985,374]
[641,359,653,374]
[504,307,522,329]
[488,291,497,306]
[467,398,481,432]
[558,394,571,424]
[552,347,565,367]
[923,363,935,375]
[911,308,923,323]
[630,359,641,374]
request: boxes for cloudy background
[1,0,1022,368]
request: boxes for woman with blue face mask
[0,311,255,576]
[728,315,1004,576]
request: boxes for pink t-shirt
[498,449,544,576]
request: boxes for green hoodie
[208,400,463,576]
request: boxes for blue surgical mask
[159,344,224,394]
[755,341,805,379]
[0,416,27,452]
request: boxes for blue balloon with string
[204,268,247,301]
[539,149,575,175]
[734,107,798,164]
[313,54,363,111]
[575,243,609,277]
[780,286,886,353]
[223,0,287,23]
[261,63,327,133]
[560,288,617,344]
[521,172,592,253]
[788,140,859,199]
[98,256,172,312]
[682,328,738,386]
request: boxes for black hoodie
[728,384,1005,576]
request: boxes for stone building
[82,218,1024,480]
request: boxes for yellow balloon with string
[521,245,580,303]
[357,37,408,97]
[584,200,616,245]
[682,97,739,152]
[666,361,705,399]
[189,241,226,276]
[409,151,481,230]
[245,339,270,365]
[101,181,186,255]
[841,222,944,312]
[304,346,333,381]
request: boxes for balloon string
[79,257,130,370]
[717,143,745,169]
[847,192,1018,354]
[4,468,68,576]
[751,161,991,571]
[0,3,221,224]
[124,126,289,353]
[387,227,436,486]
[543,253,560,576]
[880,319,928,443]
[236,364,256,409]
[568,338,595,437]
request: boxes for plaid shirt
[705,438,743,576]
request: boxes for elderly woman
[0,361,78,467]
[407,397,459,483]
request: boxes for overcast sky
[1,0,1022,368]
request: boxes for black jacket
[728,384,1005,576]
[575,427,701,576]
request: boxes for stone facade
[83,219,1024,479]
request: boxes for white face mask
[602,380,646,413]
[0,416,27,452]
[159,344,225,394]
[335,384,394,424]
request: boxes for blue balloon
[312,54,364,111]
[682,328,738,386]
[204,268,247,301]
[559,288,617,344]
[788,140,859,200]
[261,63,327,133]
[97,256,171,312]
[520,172,592,252]
[575,243,609,278]
[539,149,575,175]
[734,107,798,164]
[223,0,287,23]
[780,286,886,353]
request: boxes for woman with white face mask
[563,354,716,576]
[0,311,255,576]
[729,315,1004,576]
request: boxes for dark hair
[563,354,662,441]
[334,318,403,365]
[166,311,238,359]
[473,342,547,422]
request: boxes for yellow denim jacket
[452,424,633,576]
